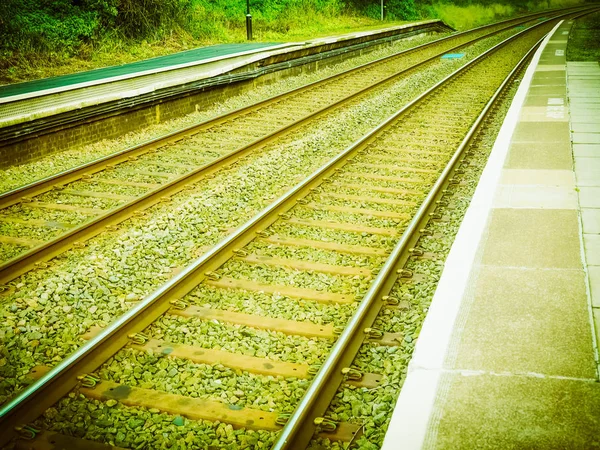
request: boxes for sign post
[246,0,253,40]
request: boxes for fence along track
[0,9,574,285]
[0,12,573,449]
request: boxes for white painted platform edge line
[381,369,442,450]
[380,21,564,450]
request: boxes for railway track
[0,16,523,413]
[0,8,577,285]
[1,10,590,449]
[304,29,537,449]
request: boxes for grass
[567,9,600,61]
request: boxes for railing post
[246,0,253,40]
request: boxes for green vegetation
[567,10,600,61]
[0,0,589,84]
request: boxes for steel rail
[269,14,580,450]
[0,11,568,446]
[0,10,570,285]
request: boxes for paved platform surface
[0,43,280,99]
[570,61,600,350]
[383,20,600,449]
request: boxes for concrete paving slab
[569,85,600,91]
[579,187,600,208]
[571,102,600,108]
[428,373,600,450]
[570,109,600,116]
[582,208,600,234]
[524,95,566,107]
[568,85,600,90]
[570,92,600,98]
[569,82,600,88]
[568,96,600,103]
[519,106,568,122]
[540,57,566,65]
[573,132,600,144]
[569,82,600,87]
[571,111,600,118]
[573,144,600,157]
[574,157,600,185]
[531,83,567,88]
[570,98,600,102]
[584,234,600,266]
[500,169,574,186]
[569,80,600,84]
[589,266,600,308]
[528,85,567,97]
[493,185,577,209]
[450,265,594,377]
[531,74,566,80]
[594,308,600,352]
[570,82,600,87]
[571,114,600,124]
[569,94,600,100]
[570,77,600,82]
[569,75,600,80]
[569,104,600,112]
[569,69,600,73]
[532,70,566,80]
[537,65,565,71]
[530,82,567,87]
[481,208,581,269]
[506,142,572,169]
[572,124,600,134]
[512,122,570,142]
[568,67,600,72]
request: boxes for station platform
[383,20,600,449]
[0,20,448,129]
[0,42,281,99]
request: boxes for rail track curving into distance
[0,7,583,285]
[2,9,595,449]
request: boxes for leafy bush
[427,2,516,30]
[0,0,107,54]
[115,0,192,38]
[0,0,195,56]
[351,0,419,20]
[385,0,420,20]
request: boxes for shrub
[0,0,107,54]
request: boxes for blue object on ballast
[441,53,465,59]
